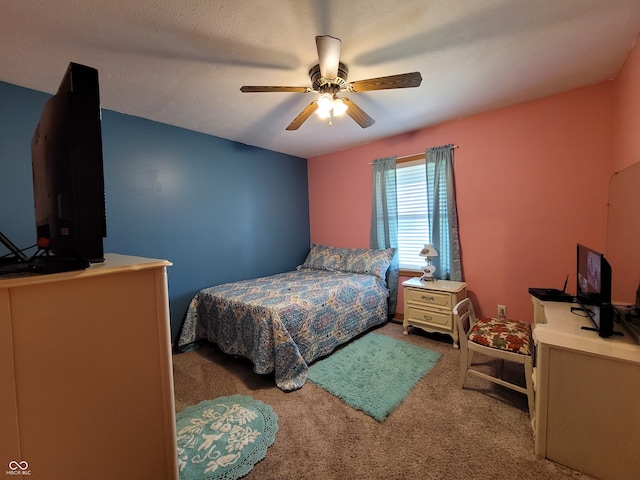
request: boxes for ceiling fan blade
[286,101,319,130]
[348,72,422,92]
[341,98,375,128]
[316,35,341,79]
[240,86,311,93]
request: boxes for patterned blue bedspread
[177,267,389,391]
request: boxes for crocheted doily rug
[176,395,278,480]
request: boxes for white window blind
[396,159,433,270]
[396,151,454,275]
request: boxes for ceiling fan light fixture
[316,92,333,116]
[316,94,347,120]
[332,97,347,116]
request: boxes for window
[396,158,431,270]
[397,157,450,272]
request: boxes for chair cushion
[468,317,532,355]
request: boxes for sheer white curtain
[426,145,462,281]
[370,156,399,317]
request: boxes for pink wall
[609,33,640,301]
[308,83,615,324]
[614,33,640,172]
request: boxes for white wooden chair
[453,298,535,420]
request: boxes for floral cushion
[468,317,532,355]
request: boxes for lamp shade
[317,93,333,113]
[332,97,347,116]
[419,244,438,257]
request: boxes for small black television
[576,243,613,337]
[29,62,107,273]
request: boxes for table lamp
[419,244,438,282]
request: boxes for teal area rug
[307,332,442,422]
[176,395,278,480]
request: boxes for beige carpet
[172,322,595,480]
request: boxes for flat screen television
[576,243,613,337]
[0,62,106,275]
[30,62,106,272]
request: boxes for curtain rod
[369,145,459,165]
[397,145,458,161]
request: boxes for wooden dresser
[0,254,178,480]
[532,297,640,480]
[402,277,467,348]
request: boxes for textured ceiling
[2,0,640,159]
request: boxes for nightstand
[402,277,468,348]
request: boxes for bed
[177,244,396,391]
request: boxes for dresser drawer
[405,304,452,328]
[405,287,452,309]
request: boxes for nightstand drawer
[406,304,452,328]
[405,287,452,309]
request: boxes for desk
[532,298,640,480]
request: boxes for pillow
[302,244,396,280]
[342,247,396,280]
[301,243,346,272]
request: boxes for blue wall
[0,81,310,342]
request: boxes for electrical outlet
[498,304,507,319]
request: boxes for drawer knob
[421,295,435,301]
[422,314,433,321]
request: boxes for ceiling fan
[240,35,422,130]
